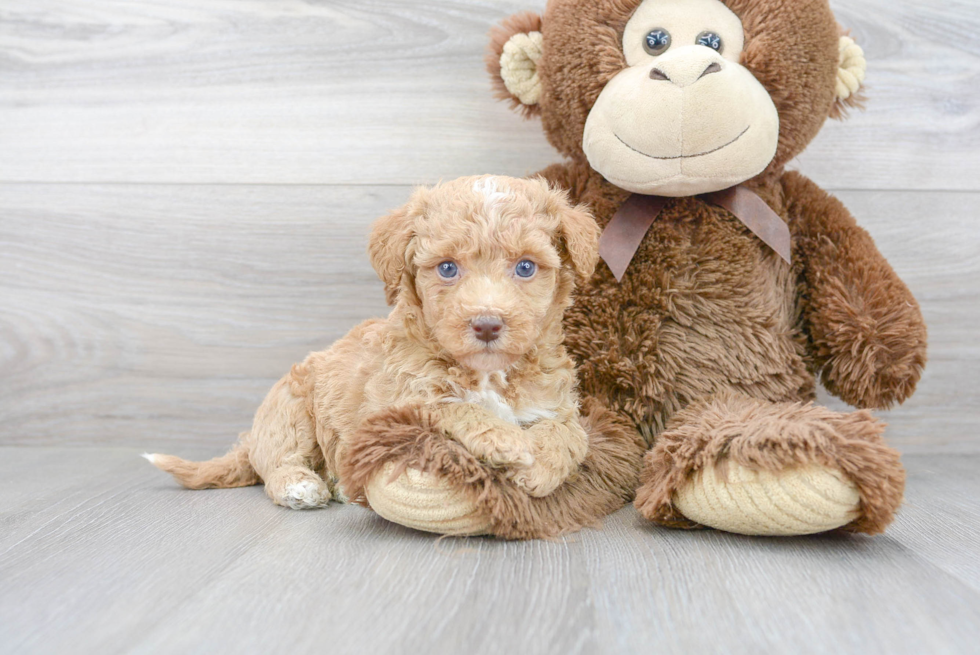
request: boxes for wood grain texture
[0,184,394,447]
[2,184,977,452]
[0,0,978,190]
[0,448,978,655]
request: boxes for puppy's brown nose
[471,317,503,343]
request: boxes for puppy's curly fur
[146,175,601,508]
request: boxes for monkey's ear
[487,11,544,119]
[831,33,867,120]
[368,204,417,306]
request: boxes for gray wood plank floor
[1,448,978,655]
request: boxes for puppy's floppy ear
[547,189,600,286]
[368,205,416,306]
[487,11,544,119]
[559,204,600,285]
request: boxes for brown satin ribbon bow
[597,185,792,282]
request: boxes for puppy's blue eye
[696,31,723,53]
[437,261,458,278]
[515,260,537,278]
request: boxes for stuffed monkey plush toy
[343,0,926,538]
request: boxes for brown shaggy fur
[341,399,646,539]
[477,0,925,535]
[783,171,927,409]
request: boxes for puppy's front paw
[281,479,332,510]
[453,426,534,469]
[507,462,564,498]
[486,441,535,469]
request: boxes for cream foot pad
[364,463,491,536]
[673,462,861,536]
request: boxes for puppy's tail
[143,441,259,490]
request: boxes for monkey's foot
[365,464,490,536]
[671,462,860,536]
[634,393,905,536]
[341,401,644,539]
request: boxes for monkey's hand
[784,172,927,409]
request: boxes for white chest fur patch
[457,374,558,426]
[463,387,520,425]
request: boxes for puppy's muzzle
[471,316,504,343]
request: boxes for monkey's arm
[782,171,927,409]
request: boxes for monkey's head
[489,0,866,197]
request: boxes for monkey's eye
[514,260,537,278]
[437,261,459,279]
[643,28,671,55]
[696,31,723,53]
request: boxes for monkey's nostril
[650,67,670,82]
[699,62,722,79]
[471,317,504,343]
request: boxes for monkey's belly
[565,215,812,441]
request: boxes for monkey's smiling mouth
[615,125,751,161]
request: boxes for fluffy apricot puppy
[145,175,600,510]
